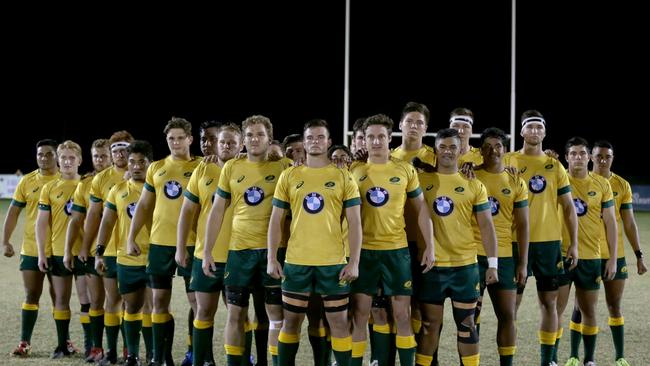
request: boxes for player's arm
[411,194,435,272]
[267,205,287,279]
[81,200,103,259]
[176,196,199,268]
[95,205,118,274]
[2,204,23,257]
[476,209,499,284]
[64,211,85,267]
[602,204,618,280]
[621,208,647,274]
[341,204,362,282]
[35,208,50,272]
[513,204,530,286]
[127,188,155,256]
[558,191,579,269]
[202,195,230,277]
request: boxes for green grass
[1,199,649,365]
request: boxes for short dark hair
[401,102,430,124]
[352,117,366,135]
[479,127,508,146]
[282,134,303,150]
[127,140,154,161]
[450,107,474,119]
[200,120,221,132]
[328,144,351,160]
[36,139,58,149]
[164,117,192,136]
[363,114,394,135]
[565,136,590,154]
[303,119,330,136]
[435,128,460,143]
[593,140,613,150]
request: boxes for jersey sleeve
[184,162,203,204]
[601,179,615,209]
[38,182,52,211]
[557,163,571,196]
[216,160,233,199]
[405,164,422,198]
[11,176,27,207]
[343,170,361,207]
[105,185,118,211]
[620,179,633,210]
[514,176,529,208]
[272,169,291,209]
[72,182,88,213]
[144,163,156,193]
[473,181,490,212]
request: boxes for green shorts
[573,259,602,290]
[478,255,517,291]
[146,244,180,278]
[84,257,100,276]
[602,257,629,281]
[282,263,350,295]
[103,256,118,279]
[528,241,564,278]
[176,246,195,278]
[352,248,413,296]
[19,255,39,272]
[117,264,148,295]
[418,263,480,304]
[558,257,572,287]
[190,257,225,293]
[50,256,73,277]
[224,248,283,288]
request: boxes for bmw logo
[164,180,183,199]
[244,186,265,206]
[303,192,324,214]
[528,175,547,194]
[573,198,588,217]
[366,187,389,207]
[489,196,500,216]
[127,202,137,219]
[64,199,73,216]
[434,196,454,216]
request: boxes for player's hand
[268,151,283,162]
[202,154,219,164]
[175,248,189,268]
[421,246,435,273]
[78,247,88,262]
[332,156,351,169]
[3,243,15,257]
[459,162,475,180]
[267,258,284,280]
[127,239,141,256]
[95,256,106,275]
[353,148,368,162]
[485,267,498,285]
[292,155,305,167]
[637,257,647,275]
[544,149,559,160]
[38,255,49,272]
[63,252,74,271]
[339,262,358,282]
[515,262,528,287]
[566,244,579,271]
[603,258,617,280]
[202,254,217,278]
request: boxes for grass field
[0,199,648,365]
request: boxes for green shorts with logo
[282,263,350,295]
[418,263,480,304]
[19,255,40,272]
[103,256,118,279]
[147,244,181,278]
[528,241,564,278]
[224,248,284,288]
[84,257,100,276]
[573,259,602,290]
[352,247,413,296]
[602,257,629,281]
[190,257,226,293]
[478,255,517,291]
[117,264,148,295]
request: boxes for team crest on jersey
[359,175,367,182]
[488,196,500,216]
[164,180,183,199]
[296,181,304,189]
[425,184,433,191]
[244,186,264,206]
[324,181,335,188]
[64,199,73,216]
[389,177,401,184]
[158,170,167,177]
[454,186,465,193]
[303,192,324,214]
[184,172,193,178]
[121,192,128,199]
[573,198,588,216]
[588,191,596,196]
[127,202,137,219]
[613,191,619,197]
[501,188,511,195]
[404,280,412,289]
[237,175,245,183]
[529,175,546,193]
[57,191,64,199]
[520,167,527,174]
[433,196,454,216]
[265,175,276,182]
[32,187,39,193]
[205,178,214,186]
[366,187,389,207]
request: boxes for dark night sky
[4,2,648,182]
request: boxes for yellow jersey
[38,177,81,256]
[106,180,149,266]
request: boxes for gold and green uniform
[106,180,149,266]
[600,172,633,260]
[391,145,436,167]
[458,146,483,167]
[38,177,81,257]
[12,169,60,257]
[90,166,127,256]
[71,173,94,254]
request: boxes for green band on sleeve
[89,194,103,203]
[514,199,528,208]
[216,188,231,199]
[473,201,490,212]
[272,198,290,209]
[105,202,117,211]
[184,190,200,204]
[143,182,155,193]
[38,203,51,211]
[71,204,87,213]
[620,203,633,210]
[602,199,614,209]
[10,199,26,208]
[407,187,423,198]
[557,185,571,196]
[344,197,362,208]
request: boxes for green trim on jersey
[620,203,633,210]
[602,199,614,209]
[105,201,117,211]
[407,187,422,198]
[473,201,490,212]
[38,203,51,211]
[343,197,361,208]
[216,188,230,199]
[71,204,86,213]
[183,190,199,204]
[272,198,290,209]
[89,194,103,202]
[11,199,26,208]
[143,182,155,193]
[514,200,528,208]
[557,185,571,195]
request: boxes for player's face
[352,130,365,154]
[285,141,305,161]
[166,128,193,157]
[58,148,81,176]
[480,136,504,165]
[435,136,460,168]
[566,145,590,173]
[399,112,427,140]
[111,145,129,169]
[200,127,219,156]
[330,148,351,167]
[365,124,391,156]
[591,147,614,171]
[304,127,330,156]
[91,147,111,172]
[520,122,546,145]
[450,120,472,143]
[217,130,242,162]
[36,145,57,171]
[127,152,150,182]
[244,123,270,157]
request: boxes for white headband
[521,117,546,126]
[111,141,130,150]
[449,115,474,125]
